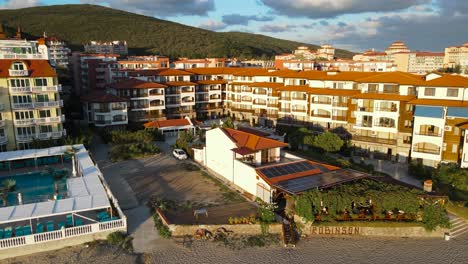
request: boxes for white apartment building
[84,41,128,56]
[444,43,468,72]
[41,36,71,67]
[81,91,128,128]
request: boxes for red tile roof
[195,80,227,85]
[109,78,167,89]
[424,74,468,88]
[166,81,197,86]
[222,128,288,152]
[81,91,127,103]
[0,60,56,77]
[128,68,193,76]
[144,118,192,129]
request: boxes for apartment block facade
[0,59,65,151]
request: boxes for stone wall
[305,225,447,238]
[168,223,283,237]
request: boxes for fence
[0,219,126,250]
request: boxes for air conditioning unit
[445,126,452,132]
[371,131,377,136]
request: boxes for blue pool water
[0,171,67,207]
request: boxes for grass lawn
[446,201,468,220]
[313,221,423,228]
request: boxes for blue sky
[1,0,468,52]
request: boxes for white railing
[34,100,64,108]
[9,86,32,93]
[0,53,48,60]
[0,219,126,250]
[16,134,34,142]
[35,115,65,124]
[32,85,62,93]
[8,69,29,76]
[14,119,35,126]
[37,130,65,139]
[12,103,34,109]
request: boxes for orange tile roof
[355,71,424,85]
[128,68,193,76]
[0,60,56,78]
[81,91,127,103]
[352,93,416,101]
[185,67,246,75]
[109,78,167,89]
[166,81,197,86]
[424,74,468,88]
[195,80,227,85]
[321,71,377,81]
[408,99,468,107]
[284,70,328,79]
[277,85,311,92]
[307,88,360,96]
[222,128,288,152]
[230,82,254,86]
[248,82,284,88]
[144,118,192,129]
[232,68,273,76]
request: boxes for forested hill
[0,4,354,59]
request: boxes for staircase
[449,215,468,239]
[282,218,296,247]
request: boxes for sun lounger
[15,226,23,237]
[36,223,44,233]
[97,211,110,220]
[75,219,83,226]
[23,226,31,236]
[46,221,55,232]
[4,227,12,238]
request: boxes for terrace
[0,145,126,251]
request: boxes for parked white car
[173,149,188,160]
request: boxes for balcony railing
[373,122,396,128]
[415,132,442,137]
[34,100,64,108]
[332,102,348,107]
[292,109,307,113]
[35,115,65,124]
[231,107,255,113]
[413,147,440,155]
[253,91,268,95]
[8,69,29,76]
[32,85,62,93]
[352,135,397,145]
[0,53,47,60]
[311,113,331,118]
[0,135,7,144]
[375,106,397,112]
[95,108,111,113]
[12,103,34,109]
[332,116,347,121]
[312,100,332,105]
[355,122,373,128]
[9,86,32,93]
[357,107,373,112]
[95,120,112,125]
[14,119,35,126]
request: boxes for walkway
[449,214,468,239]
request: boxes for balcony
[37,130,66,139]
[312,100,332,105]
[332,116,347,121]
[0,120,4,127]
[8,69,29,76]
[375,106,397,112]
[0,135,7,144]
[352,135,397,145]
[415,131,442,137]
[253,90,268,95]
[95,120,112,125]
[412,147,440,155]
[95,107,111,113]
[292,108,308,113]
[9,86,32,93]
[112,115,127,122]
[32,85,62,93]
[35,115,65,124]
[355,122,373,128]
[0,53,47,60]
[373,122,396,128]
[332,102,348,107]
[34,100,64,108]
[311,113,331,119]
[16,134,34,142]
[12,103,34,110]
[357,106,373,112]
[231,107,255,113]
[14,119,35,126]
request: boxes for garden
[104,130,161,162]
[294,179,451,231]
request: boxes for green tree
[221,117,234,128]
[310,132,344,152]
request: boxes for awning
[447,107,468,118]
[414,106,444,118]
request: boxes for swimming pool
[0,170,68,207]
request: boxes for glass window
[39,110,51,118]
[39,125,52,133]
[447,88,459,97]
[35,78,48,86]
[36,94,49,102]
[424,88,435,96]
[12,62,24,70]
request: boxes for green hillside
[0,4,354,59]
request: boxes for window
[299,79,306,85]
[17,126,35,136]
[12,62,25,70]
[15,111,34,120]
[0,128,4,137]
[452,144,458,153]
[424,87,435,96]
[333,82,344,89]
[368,84,378,93]
[39,110,51,118]
[35,78,48,87]
[12,95,32,104]
[447,88,459,97]
[36,94,49,102]
[383,85,398,93]
[39,125,52,133]
[10,79,30,87]
[404,120,413,128]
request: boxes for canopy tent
[0,146,70,162]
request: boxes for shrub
[310,132,344,153]
[408,160,432,180]
[152,213,172,239]
[422,204,451,231]
[434,163,468,192]
[107,232,133,253]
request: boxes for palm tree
[1,179,16,206]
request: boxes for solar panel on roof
[259,161,330,179]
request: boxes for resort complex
[0,145,126,257]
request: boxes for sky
[1,0,467,52]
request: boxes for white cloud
[81,0,215,17]
[198,20,227,31]
[261,0,431,18]
[0,0,41,9]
